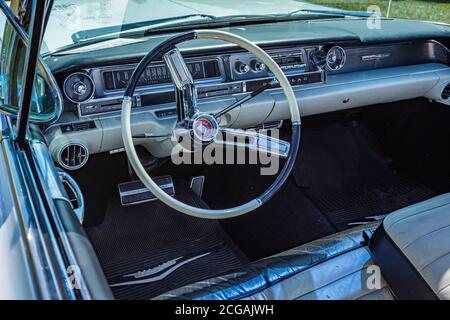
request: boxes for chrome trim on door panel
[56,169,85,224]
[0,126,65,299]
[29,140,92,299]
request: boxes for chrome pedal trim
[118,175,175,206]
[189,176,205,198]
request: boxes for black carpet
[217,121,436,259]
[87,181,247,300]
[293,122,436,230]
[219,178,334,260]
[306,175,435,230]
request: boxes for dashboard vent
[442,83,450,100]
[58,143,88,170]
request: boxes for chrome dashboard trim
[73,70,324,120]
[360,53,391,61]
[44,63,450,162]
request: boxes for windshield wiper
[48,14,294,55]
[71,13,302,44]
[71,14,218,43]
[288,8,376,18]
[45,14,218,56]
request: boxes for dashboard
[42,20,450,170]
[61,45,331,118]
[54,41,448,118]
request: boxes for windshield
[43,0,450,54]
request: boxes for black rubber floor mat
[87,181,247,300]
[306,176,436,230]
[220,179,334,261]
[293,122,436,230]
[294,122,392,192]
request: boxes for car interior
[33,13,450,300]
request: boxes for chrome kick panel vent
[58,143,88,170]
[442,83,450,100]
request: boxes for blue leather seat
[154,222,392,300]
[155,194,450,300]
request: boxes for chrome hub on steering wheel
[191,113,219,144]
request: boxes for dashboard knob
[73,82,87,96]
[235,61,250,74]
[251,60,266,72]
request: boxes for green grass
[307,0,450,24]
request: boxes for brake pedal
[189,176,205,198]
[118,175,175,206]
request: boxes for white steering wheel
[121,29,301,219]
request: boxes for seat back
[370,193,450,300]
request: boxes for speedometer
[325,46,346,71]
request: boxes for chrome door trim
[29,139,93,299]
[56,169,85,224]
[0,117,65,299]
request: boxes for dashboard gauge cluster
[63,72,95,103]
[102,60,221,91]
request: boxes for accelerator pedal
[189,176,205,198]
[118,175,175,206]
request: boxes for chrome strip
[29,140,92,299]
[0,130,65,299]
[219,128,290,158]
[56,170,85,224]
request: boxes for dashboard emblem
[192,114,219,143]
